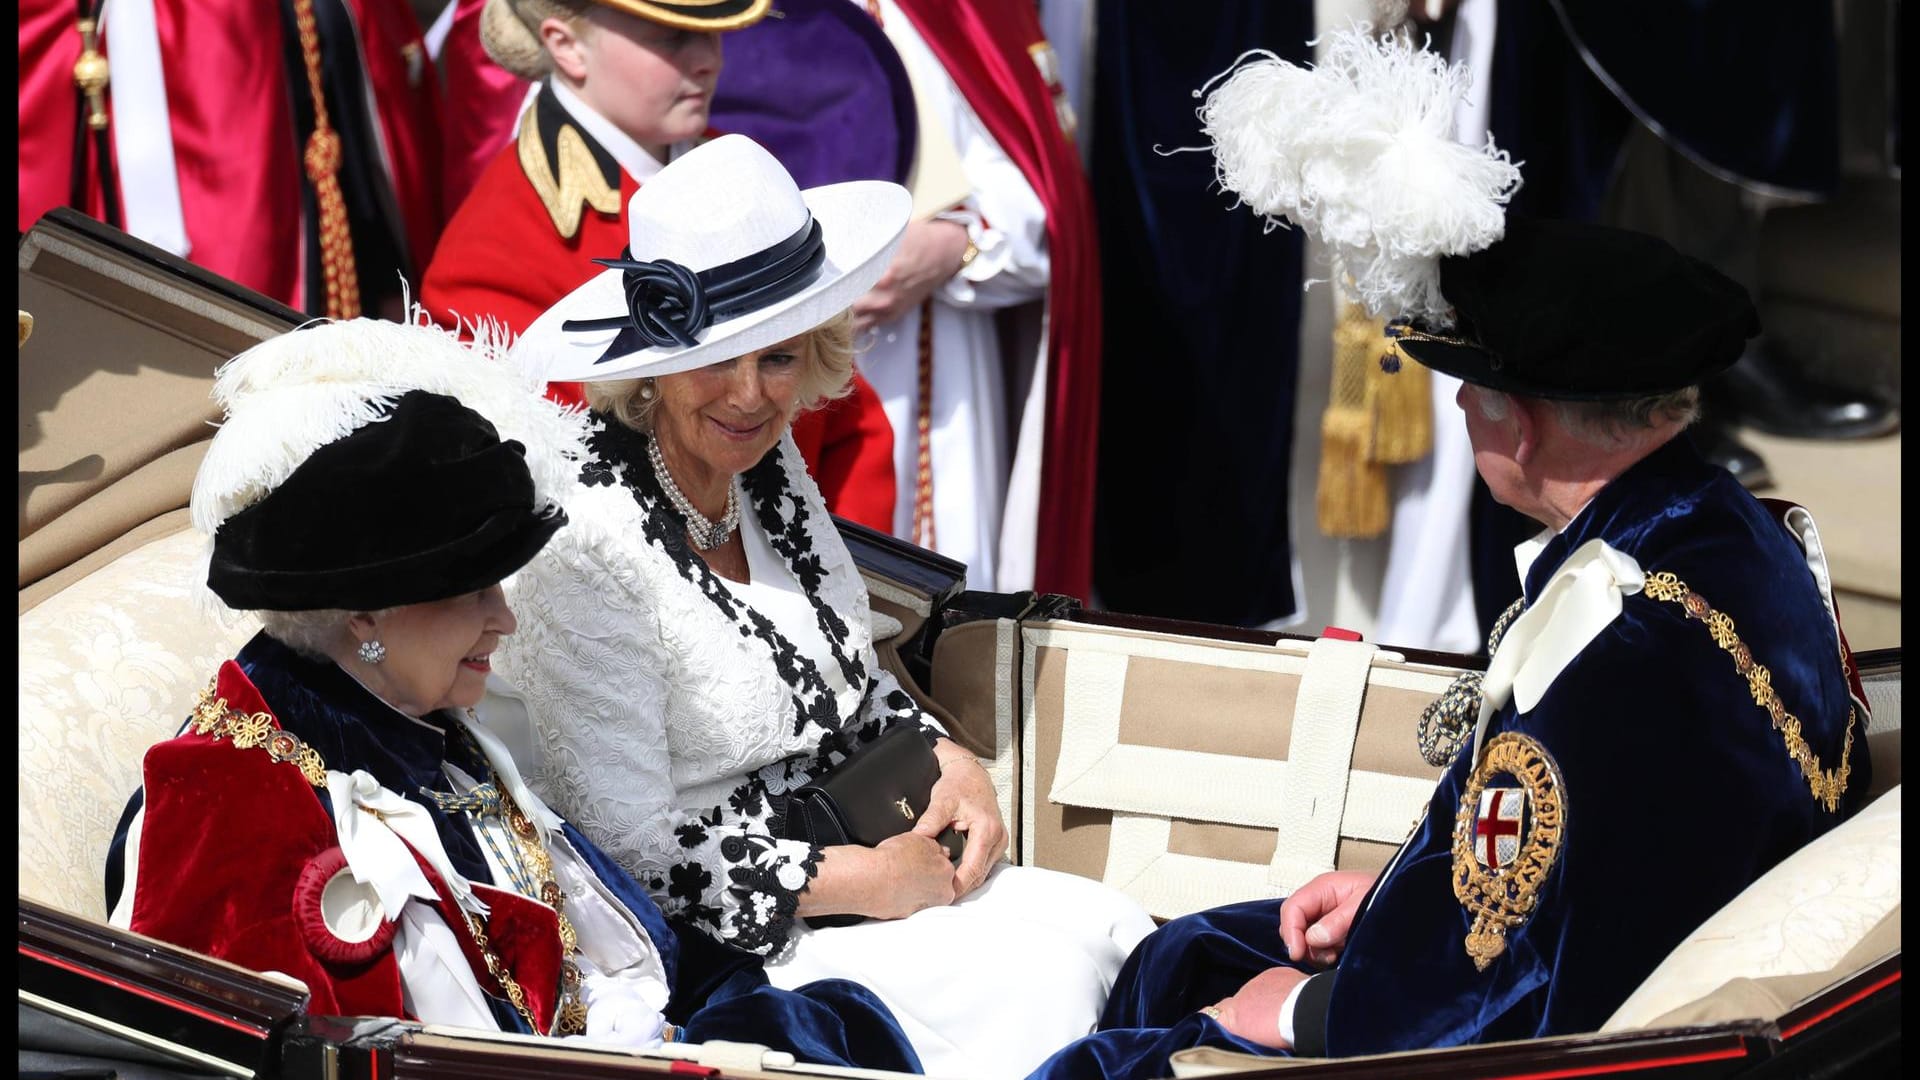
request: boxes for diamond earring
[357,639,386,664]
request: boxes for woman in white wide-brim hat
[501,134,1156,1079]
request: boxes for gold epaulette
[518,115,621,241]
[190,681,328,788]
[1642,572,1858,812]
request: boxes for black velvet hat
[1389,220,1761,401]
[207,390,566,612]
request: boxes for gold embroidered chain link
[190,681,577,1033]
[454,722,586,1034]
[461,909,546,1033]
[1641,572,1857,812]
[499,793,587,1034]
[192,683,328,787]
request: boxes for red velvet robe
[891,0,1103,602]
[17,0,443,312]
[422,104,897,532]
[129,662,566,1030]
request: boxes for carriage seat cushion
[1601,784,1902,1032]
[18,526,260,920]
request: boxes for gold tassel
[1318,406,1390,537]
[292,0,361,320]
[1318,298,1390,537]
[1368,339,1433,465]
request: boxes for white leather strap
[1267,637,1376,890]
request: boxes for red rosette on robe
[130,662,405,1017]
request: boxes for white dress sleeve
[887,8,1050,311]
[499,529,824,957]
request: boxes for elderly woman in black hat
[102,318,921,1068]
[501,135,1155,1079]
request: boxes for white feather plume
[1198,27,1521,325]
[190,307,591,537]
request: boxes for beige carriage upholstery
[17,525,262,918]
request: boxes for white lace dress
[499,419,1155,1078]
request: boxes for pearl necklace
[647,435,740,550]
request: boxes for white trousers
[765,864,1157,1079]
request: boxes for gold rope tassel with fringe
[1318,298,1390,538]
[1369,335,1432,465]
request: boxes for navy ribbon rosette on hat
[563,216,828,361]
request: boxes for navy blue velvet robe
[106,633,922,1072]
[1030,439,1870,1079]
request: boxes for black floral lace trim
[741,453,864,688]
[582,419,857,740]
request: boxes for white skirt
[765,864,1157,1079]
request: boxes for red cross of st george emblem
[1474,788,1525,869]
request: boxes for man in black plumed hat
[1024,219,1875,1078]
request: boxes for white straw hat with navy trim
[511,134,912,384]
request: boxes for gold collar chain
[1641,572,1857,812]
[189,681,583,1033]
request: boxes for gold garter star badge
[1451,732,1566,971]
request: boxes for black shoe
[1689,420,1773,491]
[1711,340,1900,440]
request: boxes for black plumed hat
[207,390,565,611]
[1390,219,1761,401]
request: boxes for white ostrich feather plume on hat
[190,308,590,537]
[1198,27,1522,325]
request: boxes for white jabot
[547,79,686,185]
[1474,538,1647,759]
[327,769,484,919]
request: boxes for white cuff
[1277,976,1309,1049]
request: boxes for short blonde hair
[480,0,595,80]
[587,310,857,433]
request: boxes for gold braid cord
[1451,733,1565,971]
[291,0,361,319]
[910,297,937,549]
[1641,572,1858,813]
[518,115,621,240]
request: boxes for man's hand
[1278,869,1377,967]
[915,738,1010,898]
[1207,966,1311,1050]
[850,219,972,335]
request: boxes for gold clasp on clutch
[895,797,915,821]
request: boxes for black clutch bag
[785,724,966,928]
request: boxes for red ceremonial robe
[129,662,566,1030]
[17,0,442,313]
[422,90,897,531]
[890,0,1103,601]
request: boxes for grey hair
[255,607,392,661]
[1473,385,1701,452]
[480,0,595,80]
[588,310,858,434]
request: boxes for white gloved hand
[577,971,668,1049]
